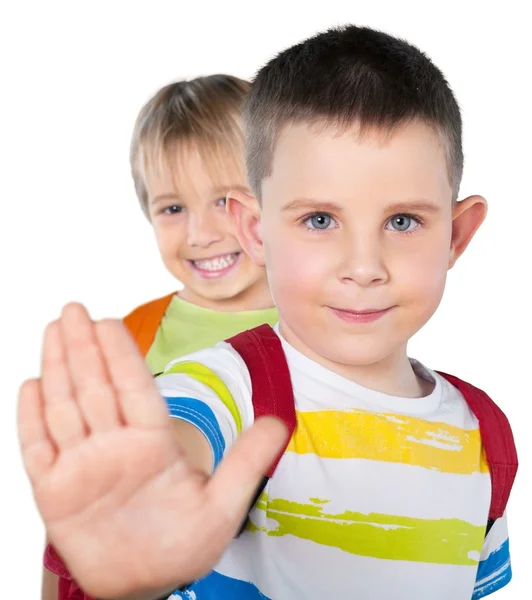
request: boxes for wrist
[105,583,183,600]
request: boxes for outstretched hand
[18,303,287,599]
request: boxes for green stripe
[248,495,485,566]
[165,361,242,433]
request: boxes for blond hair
[131,74,250,218]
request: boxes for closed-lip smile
[328,306,394,323]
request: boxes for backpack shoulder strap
[44,543,71,579]
[123,292,175,357]
[44,543,93,599]
[227,324,296,537]
[227,324,296,477]
[437,371,518,525]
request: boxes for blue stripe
[171,570,270,599]
[473,539,512,599]
[164,396,225,468]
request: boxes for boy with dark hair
[20,25,516,600]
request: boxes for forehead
[264,120,451,205]
[143,140,246,198]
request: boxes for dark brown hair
[244,25,463,200]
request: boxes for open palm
[18,304,287,599]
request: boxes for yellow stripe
[287,409,488,474]
[165,361,242,433]
[248,494,485,566]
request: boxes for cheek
[152,221,186,259]
[393,235,450,308]
[265,233,332,303]
[222,211,238,236]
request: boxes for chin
[315,337,401,369]
[201,282,251,302]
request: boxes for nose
[186,211,224,248]
[338,234,389,287]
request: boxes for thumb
[206,417,289,526]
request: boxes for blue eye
[216,197,227,207]
[305,213,335,230]
[162,205,184,215]
[386,214,419,232]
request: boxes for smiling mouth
[188,252,241,277]
[328,306,394,323]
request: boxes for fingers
[18,379,57,482]
[59,303,121,432]
[40,301,167,445]
[95,319,169,428]
[207,417,289,525]
[41,319,87,449]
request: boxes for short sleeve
[155,342,254,470]
[472,512,512,598]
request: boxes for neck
[279,322,430,398]
[179,279,274,313]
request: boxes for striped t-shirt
[155,328,511,599]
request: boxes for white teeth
[193,253,237,271]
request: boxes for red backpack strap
[227,324,296,477]
[44,542,71,579]
[437,372,518,524]
[227,324,296,538]
[44,543,93,600]
[123,292,175,357]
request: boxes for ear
[226,189,265,266]
[449,195,488,268]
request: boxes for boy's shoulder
[123,291,176,325]
[163,339,252,383]
[123,291,176,355]
[162,323,282,378]
[158,325,517,526]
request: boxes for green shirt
[146,294,278,374]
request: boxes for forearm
[42,567,59,600]
[168,417,213,475]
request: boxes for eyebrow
[282,198,441,214]
[282,199,345,213]
[385,200,441,214]
[151,185,250,206]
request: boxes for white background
[1,0,530,597]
